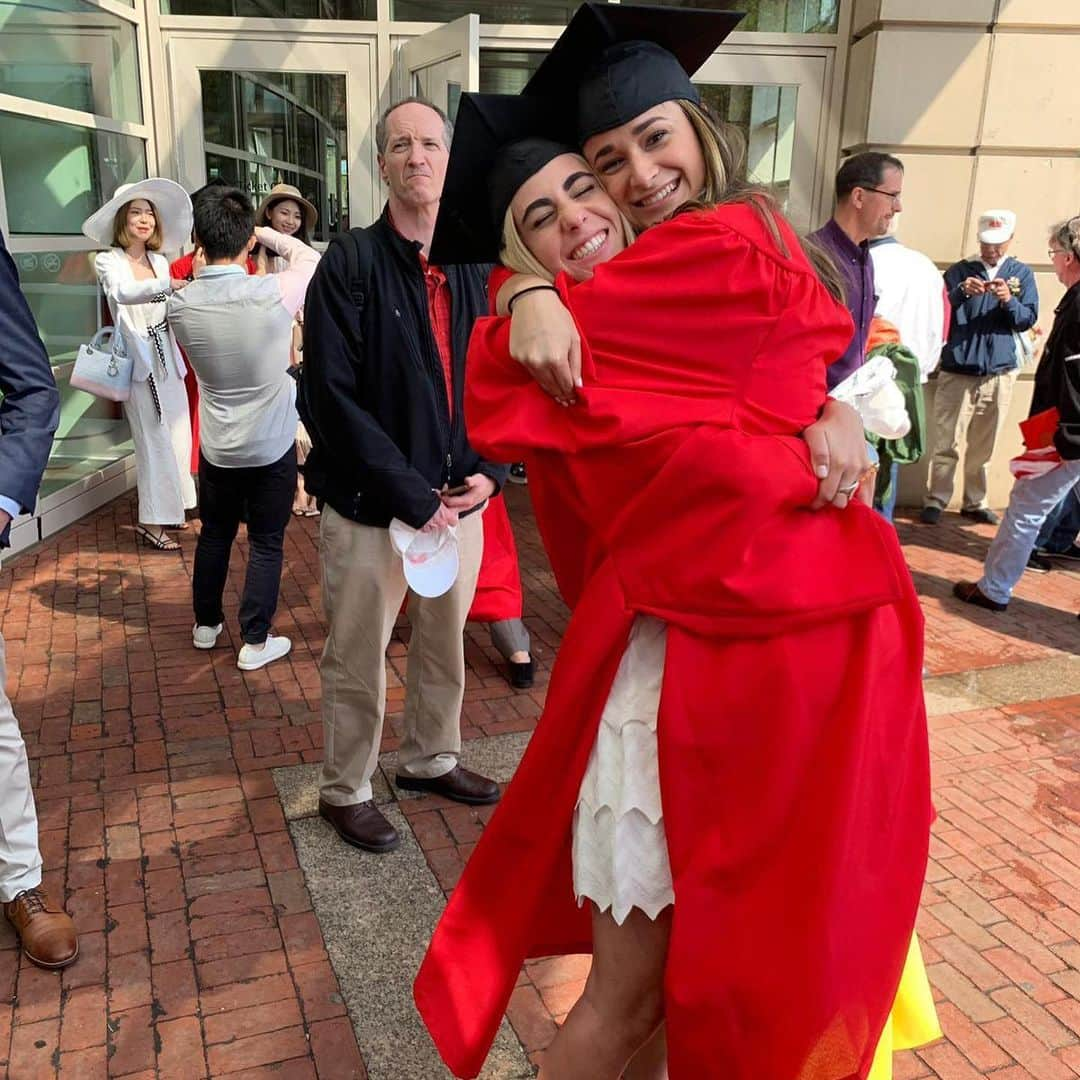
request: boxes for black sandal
[135,525,181,552]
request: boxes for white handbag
[71,326,133,402]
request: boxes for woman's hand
[169,278,187,292]
[508,289,582,406]
[804,398,872,510]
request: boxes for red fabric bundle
[468,493,524,623]
[415,205,932,1079]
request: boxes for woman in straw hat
[255,183,321,517]
[84,179,196,550]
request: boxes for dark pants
[193,447,296,645]
[1036,481,1080,553]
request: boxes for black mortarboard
[430,93,578,265]
[524,3,745,143]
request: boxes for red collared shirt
[418,251,454,420]
[388,210,454,420]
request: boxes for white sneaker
[193,623,223,650]
[237,634,292,671]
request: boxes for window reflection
[163,0,371,16]
[637,0,838,34]
[200,70,348,241]
[0,0,142,122]
[395,0,580,21]
[479,49,544,96]
[0,112,147,234]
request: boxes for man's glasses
[1049,248,1066,259]
[861,187,902,205]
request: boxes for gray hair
[375,96,453,156]
[1050,215,1080,260]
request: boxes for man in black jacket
[301,98,507,853]
[0,229,78,967]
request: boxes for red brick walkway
[0,486,1078,1078]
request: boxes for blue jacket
[0,230,60,546]
[940,256,1038,377]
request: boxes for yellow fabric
[867,935,941,1079]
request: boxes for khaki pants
[318,505,484,805]
[925,369,1017,511]
[0,633,43,902]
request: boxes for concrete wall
[842,1,1077,508]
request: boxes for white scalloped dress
[572,615,673,924]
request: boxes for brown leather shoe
[4,887,78,970]
[318,799,400,853]
[395,764,500,806]
[953,580,1008,612]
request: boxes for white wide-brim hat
[81,178,194,252]
[977,209,1016,245]
[388,518,460,599]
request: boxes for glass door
[163,35,374,235]
[392,14,479,122]
[694,50,829,232]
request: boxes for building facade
[0,0,1075,547]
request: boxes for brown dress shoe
[953,580,1007,612]
[318,799,400,853]
[395,764,500,806]
[4,887,78,970]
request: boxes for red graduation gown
[469,493,525,623]
[415,204,932,1079]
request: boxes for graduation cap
[430,92,579,265]
[524,2,745,143]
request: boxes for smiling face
[125,199,157,244]
[509,154,626,281]
[378,102,450,212]
[582,100,707,231]
[268,198,303,236]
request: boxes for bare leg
[538,904,671,1080]
[623,1025,667,1080]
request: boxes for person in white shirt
[168,186,319,671]
[868,218,947,519]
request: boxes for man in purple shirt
[810,152,905,390]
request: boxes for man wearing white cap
[921,210,1039,524]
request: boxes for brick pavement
[0,485,1077,1079]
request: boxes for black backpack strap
[340,226,373,313]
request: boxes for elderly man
[0,228,78,968]
[921,210,1039,525]
[301,98,507,854]
[810,152,905,390]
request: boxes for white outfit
[572,615,674,925]
[0,633,43,902]
[94,249,195,525]
[869,238,946,382]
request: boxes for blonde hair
[500,195,636,281]
[675,100,846,305]
[112,199,163,252]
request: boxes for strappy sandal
[136,525,181,552]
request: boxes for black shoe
[952,580,1008,612]
[961,507,1001,526]
[508,463,528,485]
[508,659,534,690]
[1026,552,1053,573]
[1049,543,1080,563]
[919,506,942,525]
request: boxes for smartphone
[443,484,470,497]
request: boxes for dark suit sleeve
[300,237,440,528]
[0,231,60,542]
[1053,298,1080,460]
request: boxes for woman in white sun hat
[83,178,197,551]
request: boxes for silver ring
[839,480,859,496]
